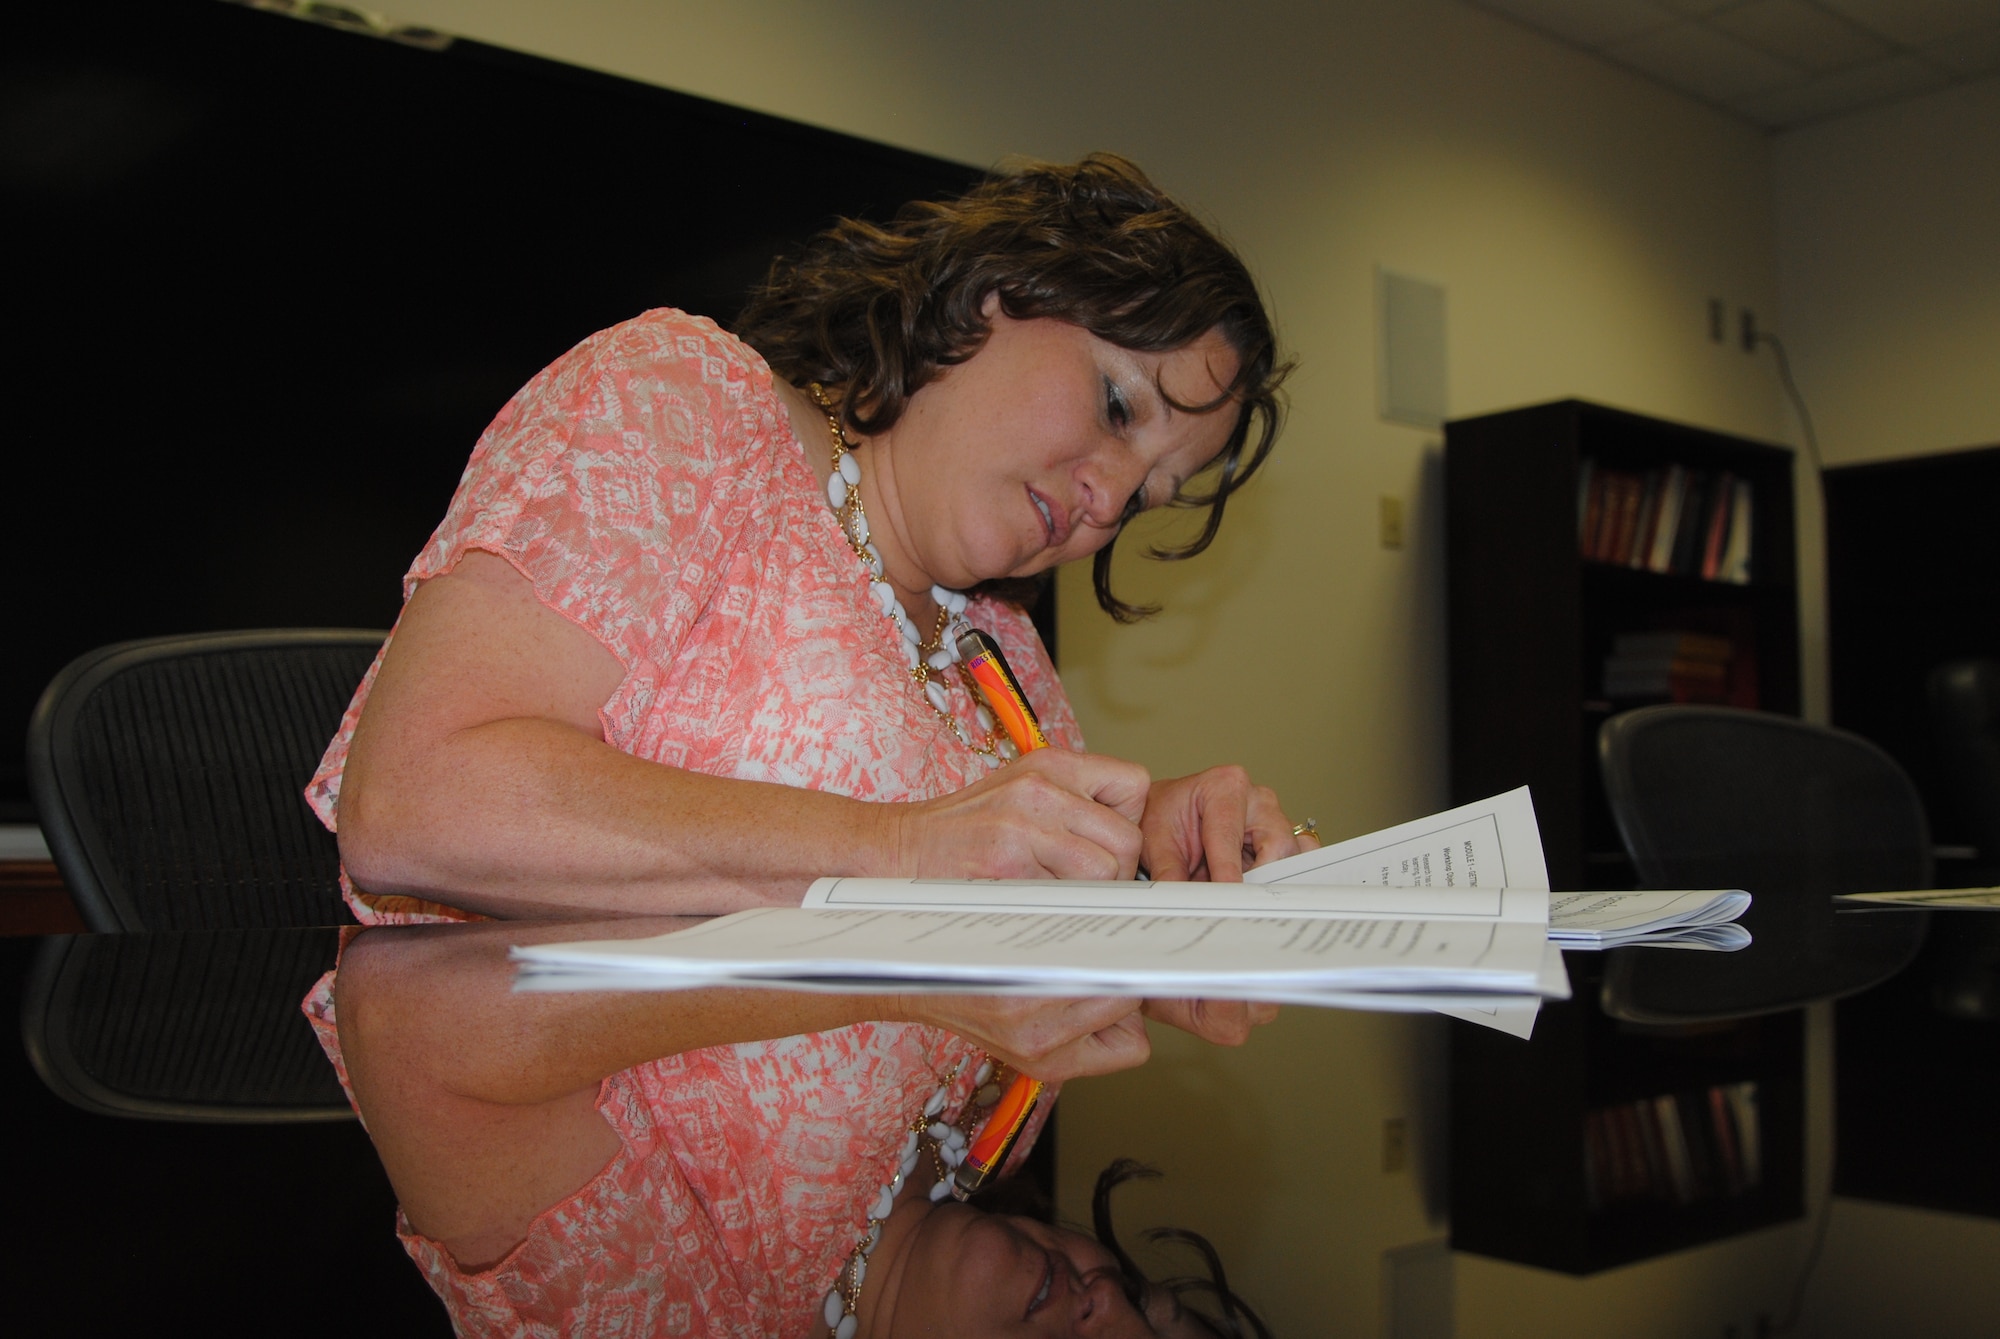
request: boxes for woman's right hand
[893,748,1151,881]
[894,992,1151,1082]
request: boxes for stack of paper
[1546,889,1752,950]
[510,789,1751,1040]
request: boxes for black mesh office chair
[27,629,384,931]
[1596,705,1930,1024]
[21,928,351,1121]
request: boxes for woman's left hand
[1138,765,1306,881]
[1142,997,1280,1046]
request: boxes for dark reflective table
[0,929,447,1337]
[0,901,1949,1327]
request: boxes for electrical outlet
[1708,298,1726,342]
[1740,307,1758,352]
[1379,496,1405,550]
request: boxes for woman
[325,916,1272,1338]
[316,154,1302,929]
[305,154,1297,1332]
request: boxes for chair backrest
[1926,658,2000,874]
[21,929,351,1122]
[27,630,384,931]
[1596,705,1930,1023]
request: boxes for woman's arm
[337,552,1155,917]
[335,919,1153,1268]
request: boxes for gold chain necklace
[808,383,1005,759]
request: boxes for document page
[1244,786,1551,893]
[512,905,1554,998]
[1240,787,1553,1036]
[803,876,1547,923]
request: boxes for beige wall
[375,2,1794,1334]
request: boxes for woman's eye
[1105,380,1131,428]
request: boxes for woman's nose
[1070,1269,1144,1335]
[1076,445,1145,529]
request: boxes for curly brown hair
[735,153,1290,621]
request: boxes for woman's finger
[1037,1010,1151,1080]
[1241,785,1304,870]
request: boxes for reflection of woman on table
[324,918,1271,1337]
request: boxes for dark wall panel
[3,0,981,816]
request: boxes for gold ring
[1292,819,1320,842]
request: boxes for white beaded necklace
[821,1056,1007,1339]
[807,383,1016,762]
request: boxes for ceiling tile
[1465,0,1679,48]
[1921,23,2000,73]
[1730,51,1952,125]
[1604,20,1806,100]
[1816,0,2000,46]
[1712,0,1898,73]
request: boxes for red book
[1700,471,1735,580]
[1604,473,1645,568]
[1581,466,1609,561]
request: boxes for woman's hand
[895,748,1151,881]
[1138,765,1306,882]
[895,992,1152,1082]
[1142,998,1281,1046]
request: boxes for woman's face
[864,304,1243,597]
[880,1203,1212,1338]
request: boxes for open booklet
[510,788,1750,1040]
[514,789,1563,1037]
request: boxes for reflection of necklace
[807,383,1011,759]
[821,1056,1009,1339]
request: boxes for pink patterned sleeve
[405,312,777,698]
[304,310,787,864]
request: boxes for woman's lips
[1025,1247,1057,1318]
[1027,487,1071,548]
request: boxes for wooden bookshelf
[1443,400,1805,1272]
[1444,399,1800,892]
[1450,958,1805,1274]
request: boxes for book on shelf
[1610,630,1736,660]
[1719,478,1754,584]
[1582,1080,1764,1211]
[1643,465,1689,573]
[1669,470,1713,575]
[1601,627,1739,703]
[1577,460,1753,582]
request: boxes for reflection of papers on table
[1547,889,1753,951]
[1835,886,2000,909]
[513,905,1562,1004]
